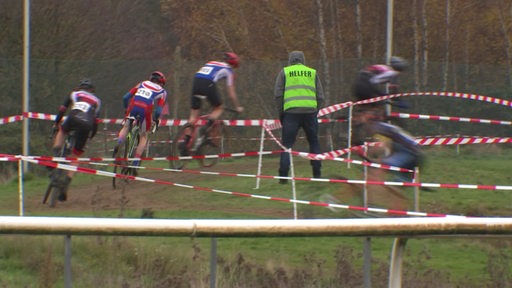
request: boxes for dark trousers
[279,112,321,178]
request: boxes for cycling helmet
[224,52,240,68]
[390,56,408,72]
[150,71,166,86]
[78,78,94,91]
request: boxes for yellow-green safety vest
[283,64,317,111]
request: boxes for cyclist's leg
[59,123,89,200]
[181,108,200,154]
[117,124,129,145]
[133,131,148,167]
[208,104,223,121]
[52,118,71,155]
[206,83,223,121]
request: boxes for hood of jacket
[288,51,305,65]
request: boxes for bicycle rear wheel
[43,170,62,208]
[169,125,191,169]
[112,139,129,189]
[123,132,140,178]
[197,123,228,167]
[43,133,74,207]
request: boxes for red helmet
[150,71,166,86]
[224,52,240,68]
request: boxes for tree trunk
[497,0,512,89]
[413,0,420,91]
[421,0,429,89]
[316,0,330,106]
[356,0,362,61]
[442,0,451,91]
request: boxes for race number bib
[72,101,91,112]
[197,66,213,75]
[135,88,152,99]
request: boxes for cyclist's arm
[122,91,133,109]
[54,96,72,124]
[226,84,243,112]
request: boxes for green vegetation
[0,146,511,287]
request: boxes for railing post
[254,126,266,189]
[18,158,24,216]
[210,237,217,288]
[64,235,72,288]
[388,237,407,288]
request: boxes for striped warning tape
[20,156,466,218]
[390,112,512,125]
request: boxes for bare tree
[315,0,331,106]
[355,0,363,62]
[412,0,420,91]
[497,0,512,89]
[442,0,451,91]
[421,0,429,89]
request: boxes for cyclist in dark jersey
[353,56,408,104]
[351,56,409,146]
[51,79,101,200]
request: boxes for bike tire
[44,132,74,207]
[42,183,56,207]
[169,125,191,170]
[197,122,228,167]
[112,142,125,189]
[120,138,133,183]
[122,128,140,179]
[44,169,63,208]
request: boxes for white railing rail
[2,216,512,288]
[2,216,512,237]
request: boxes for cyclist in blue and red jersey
[115,71,168,169]
[51,78,101,200]
[180,52,244,153]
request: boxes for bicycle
[42,129,76,208]
[169,110,237,170]
[112,115,143,189]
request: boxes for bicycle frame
[112,116,143,188]
[169,112,234,169]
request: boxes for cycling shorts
[190,77,222,110]
[128,105,152,133]
[61,110,95,155]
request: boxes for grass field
[0,145,511,287]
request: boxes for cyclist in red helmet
[181,52,244,152]
[114,71,168,170]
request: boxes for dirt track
[28,160,302,218]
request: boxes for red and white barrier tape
[416,136,512,146]
[0,115,23,125]
[318,101,354,117]
[20,156,466,218]
[390,112,512,126]
[1,90,509,127]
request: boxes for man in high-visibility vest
[274,51,325,184]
